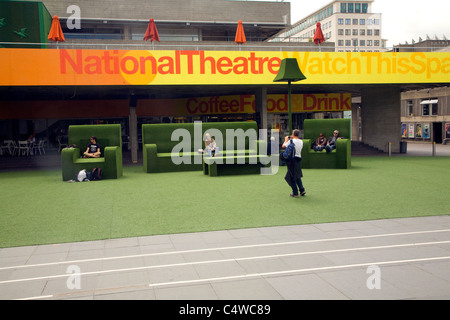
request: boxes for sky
[263,0,450,48]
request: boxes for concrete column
[129,95,138,163]
[255,87,268,131]
[361,86,401,152]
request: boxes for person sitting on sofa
[83,136,101,158]
[314,133,327,152]
[325,130,344,153]
[198,133,219,157]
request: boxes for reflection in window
[348,3,354,13]
[362,3,368,13]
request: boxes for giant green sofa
[142,121,266,173]
[61,124,123,180]
[301,119,351,169]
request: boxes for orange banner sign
[0,48,449,86]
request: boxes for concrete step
[351,141,385,156]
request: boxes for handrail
[0,41,335,51]
[1,41,447,52]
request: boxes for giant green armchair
[61,124,123,180]
[301,119,351,169]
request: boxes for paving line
[1,228,450,271]
[146,256,450,288]
[2,240,450,286]
[15,255,450,300]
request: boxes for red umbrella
[313,22,325,45]
[48,15,65,42]
[143,18,160,42]
[235,20,246,45]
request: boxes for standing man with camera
[282,129,306,198]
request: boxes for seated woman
[198,133,219,157]
[314,133,327,152]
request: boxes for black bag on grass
[91,167,103,181]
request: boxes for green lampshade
[273,58,307,82]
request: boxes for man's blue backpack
[280,139,296,165]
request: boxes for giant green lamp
[273,58,307,134]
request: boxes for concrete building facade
[271,0,387,52]
[401,87,450,144]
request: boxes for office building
[271,0,387,52]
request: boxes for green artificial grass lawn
[0,156,449,248]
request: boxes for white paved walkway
[1,215,449,300]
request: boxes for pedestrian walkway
[398,142,450,157]
[1,215,449,300]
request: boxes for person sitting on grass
[83,136,101,158]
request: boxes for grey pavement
[397,141,450,157]
[1,215,450,300]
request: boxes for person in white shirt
[282,129,306,198]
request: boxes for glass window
[338,29,344,35]
[432,103,438,115]
[353,19,358,25]
[360,19,365,25]
[353,29,358,36]
[374,29,380,36]
[338,40,344,46]
[348,3,354,13]
[360,29,365,36]
[345,40,351,46]
[362,3,368,13]
[367,29,373,36]
[406,101,413,116]
[345,19,351,25]
[345,29,351,36]
[341,3,347,13]
[338,18,344,25]
[422,100,439,116]
[360,40,365,46]
[355,3,361,13]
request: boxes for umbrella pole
[288,80,292,134]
